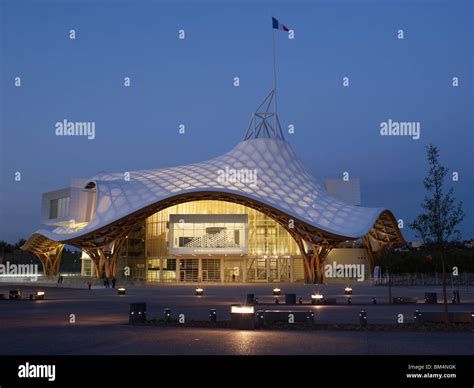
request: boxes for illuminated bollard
[195,287,204,296]
[164,308,172,323]
[413,310,422,324]
[9,290,21,300]
[129,303,146,324]
[117,287,126,296]
[359,310,367,326]
[311,294,324,305]
[272,288,281,296]
[256,310,265,327]
[209,309,217,323]
[35,291,45,300]
[344,287,353,295]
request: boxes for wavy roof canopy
[27,137,399,246]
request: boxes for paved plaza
[0,283,473,355]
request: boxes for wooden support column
[105,236,126,278]
[363,235,375,275]
[32,244,64,276]
[293,236,314,284]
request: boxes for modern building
[22,90,404,283]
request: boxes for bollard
[129,303,147,324]
[372,297,377,305]
[254,297,259,304]
[256,310,265,327]
[413,310,422,324]
[285,294,296,305]
[164,308,171,323]
[275,297,280,304]
[298,297,303,305]
[347,297,352,305]
[454,290,460,303]
[209,309,217,323]
[359,310,367,326]
[246,294,255,305]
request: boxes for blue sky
[1,0,473,243]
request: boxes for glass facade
[113,199,304,282]
[146,200,299,257]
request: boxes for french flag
[272,17,289,32]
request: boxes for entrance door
[224,260,242,283]
[179,258,199,282]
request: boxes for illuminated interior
[141,200,304,282]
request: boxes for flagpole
[272,24,278,117]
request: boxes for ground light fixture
[195,287,204,296]
[311,293,325,305]
[35,291,45,300]
[231,305,255,314]
[230,305,255,329]
[117,287,126,295]
[344,287,353,295]
[272,288,281,295]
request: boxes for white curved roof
[33,137,389,242]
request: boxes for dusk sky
[1,0,473,243]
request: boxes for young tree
[409,144,464,323]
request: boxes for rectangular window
[169,214,247,254]
[49,196,70,219]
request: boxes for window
[49,197,70,219]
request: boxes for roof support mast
[243,17,288,141]
[272,24,278,118]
